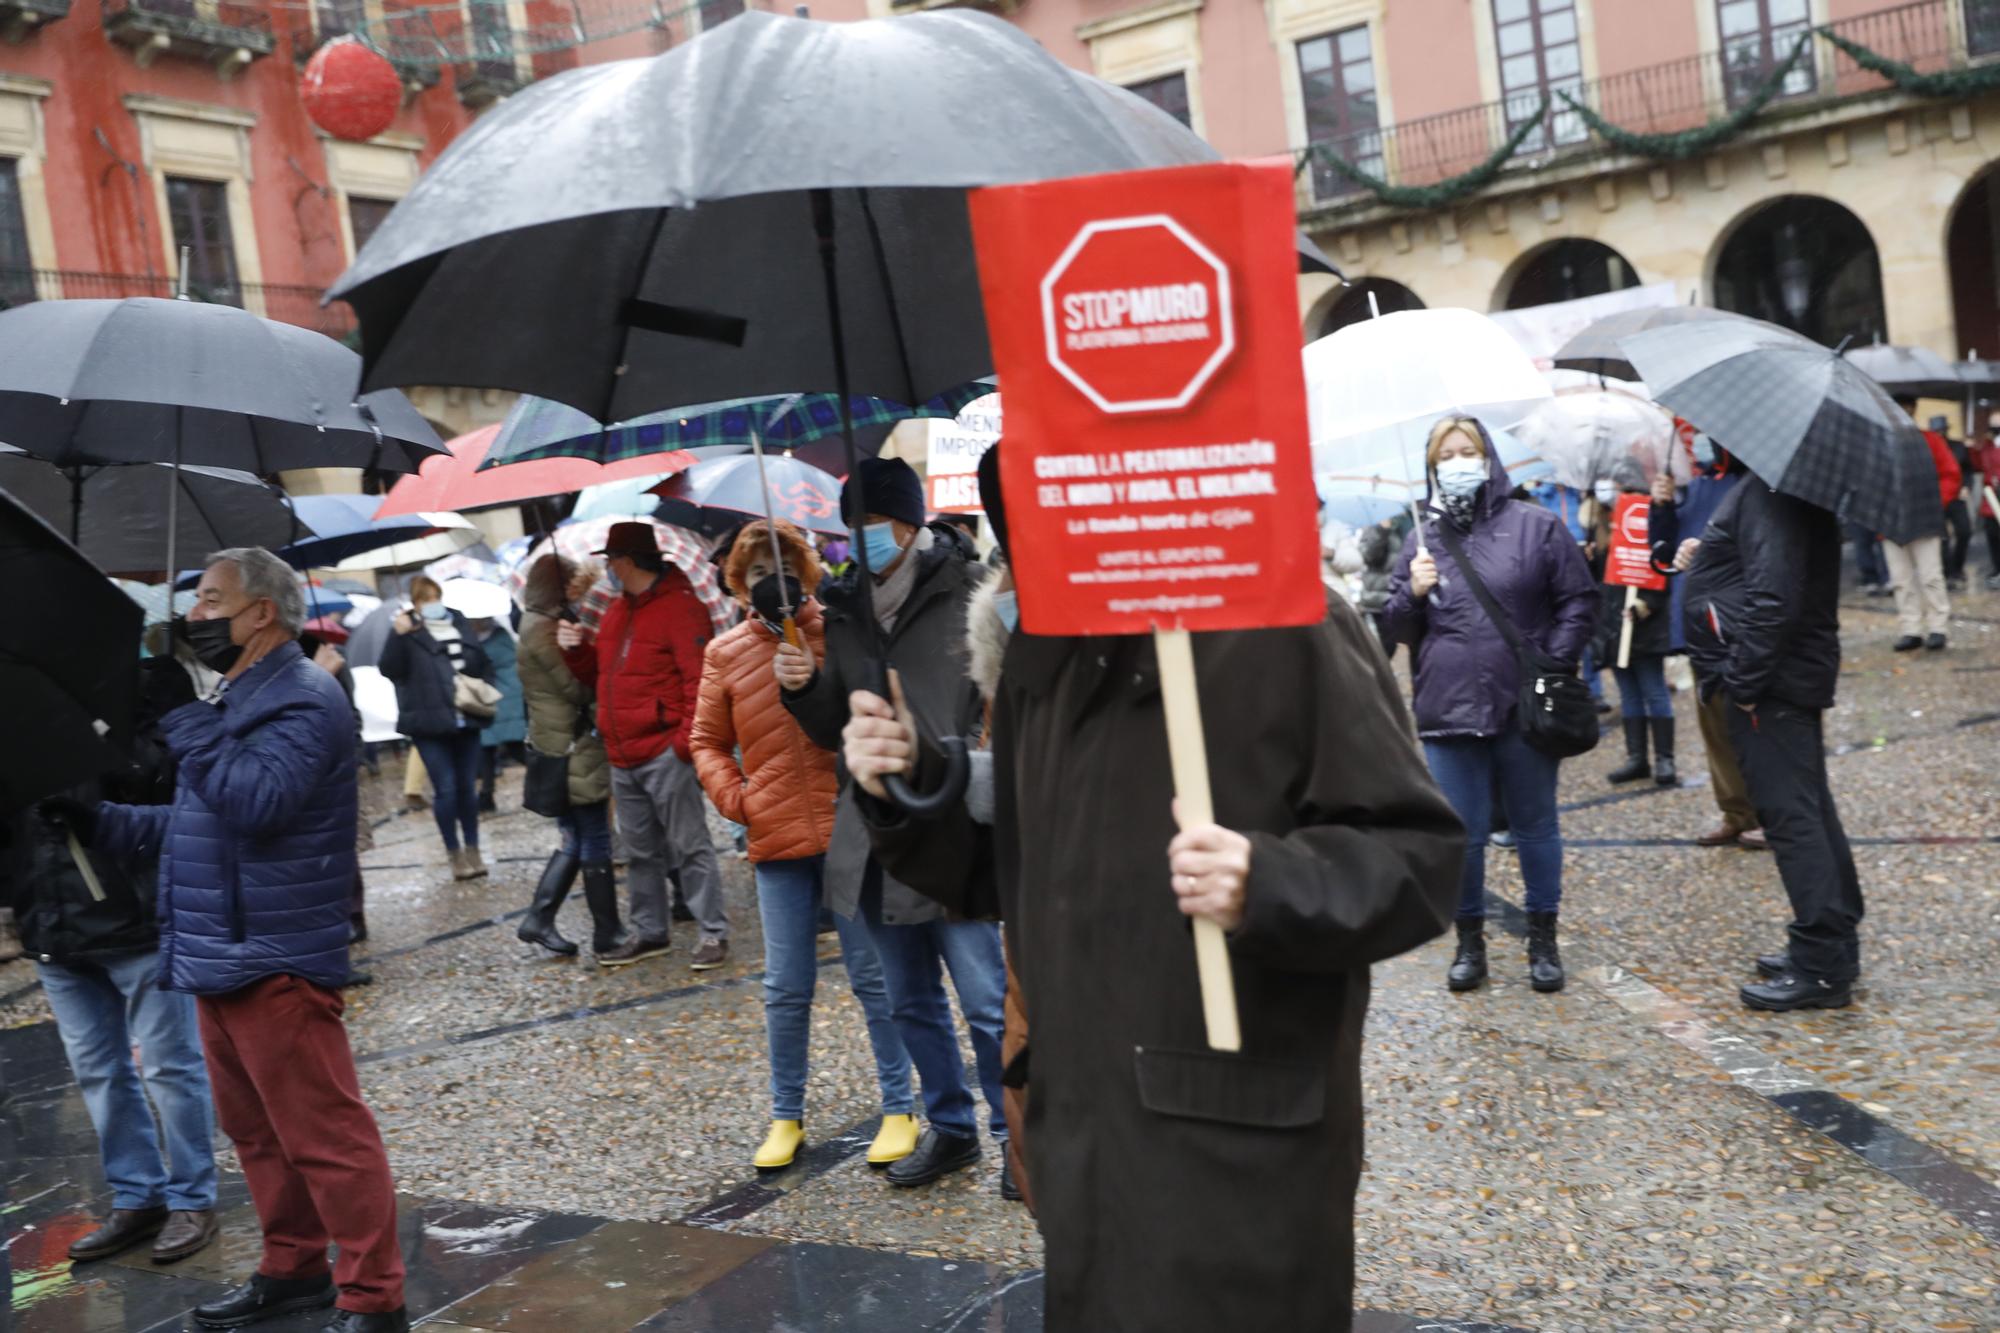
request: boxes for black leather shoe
[1445,919,1487,992]
[1740,974,1853,1011]
[67,1205,168,1262]
[320,1309,410,1333]
[1925,633,1947,651]
[1754,951,1791,979]
[1526,911,1566,993]
[999,1152,1023,1202]
[193,1273,337,1328]
[885,1129,980,1187]
[1892,635,1923,652]
[151,1208,218,1263]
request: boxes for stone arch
[1708,194,1885,348]
[1946,162,2000,362]
[1495,237,1643,311]
[1310,276,1426,340]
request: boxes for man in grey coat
[777,458,1009,1194]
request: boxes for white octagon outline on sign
[1039,213,1236,415]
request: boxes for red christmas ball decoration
[302,37,403,143]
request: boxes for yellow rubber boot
[754,1119,804,1170]
[866,1113,920,1167]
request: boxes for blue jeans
[556,800,612,863]
[414,728,482,851]
[756,856,912,1121]
[860,883,1008,1140]
[1581,643,1605,702]
[36,951,218,1212]
[1613,657,1672,719]
[1424,728,1564,919]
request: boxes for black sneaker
[193,1273,336,1328]
[1740,974,1853,1011]
[596,936,671,969]
[884,1128,980,1187]
[1891,635,1923,652]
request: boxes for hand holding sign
[1604,494,1668,668]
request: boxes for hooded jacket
[1379,441,1599,739]
[562,565,713,768]
[1682,477,1842,710]
[516,596,611,809]
[691,599,839,864]
[781,522,984,925]
[95,642,358,995]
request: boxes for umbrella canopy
[329,513,484,572]
[571,473,686,523]
[0,489,142,813]
[301,615,350,645]
[1842,343,1962,401]
[112,578,196,623]
[483,388,985,471]
[1621,314,1942,543]
[651,453,846,537]
[508,517,732,633]
[0,298,443,473]
[440,577,513,620]
[374,423,696,519]
[1550,306,1731,382]
[1510,390,1681,491]
[270,493,470,570]
[0,447,298,576]
[1306,308,1552,476]
[328,8,1334,422]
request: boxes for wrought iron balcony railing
[0,268,357,342]
[1,0,70,42]
[1303,0,1997,209]
[102,0,273,73]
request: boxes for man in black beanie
[775,456,1011,1192]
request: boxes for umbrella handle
[885,739,971,818]
[782,615,800,649]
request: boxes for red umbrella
[374,424,696,518]
[302,615,350,644]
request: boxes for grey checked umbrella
[1841,343,1961,401]
[1552,306,1731,382]
[1621,314,1943,543]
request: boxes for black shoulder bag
[522,697,589,817]
[1433,522,1600,759]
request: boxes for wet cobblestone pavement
[4,582,1998,1330]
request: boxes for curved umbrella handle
[883,736,971,818]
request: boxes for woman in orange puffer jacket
[690,520,916,1173]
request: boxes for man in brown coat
[843,453,1464,1332]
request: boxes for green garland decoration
[1816,26,2000,99]
[1554,34,1810,161]
[1302,95,1549,211]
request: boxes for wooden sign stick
[1155,625,1243,1053]
[1616,584,1639,670]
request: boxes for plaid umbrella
[1621,314,1943,544]
[501,517,732,635]
[1842,344,1961,400]
[481,387,990,470]
[651,454,846,537]
[1552,306,1730,382]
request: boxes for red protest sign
[1605,493,1668,591]
[967,162,1320,637]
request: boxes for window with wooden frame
[166,175,241,306]
[1298,25,1383,200]
[0,159,32,307]
[1125,72,1193,129]
[1716,0,1817,108]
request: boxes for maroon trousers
[197,974,405,1314]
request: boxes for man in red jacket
[558,523,728,969]
[1882,399,1955,652]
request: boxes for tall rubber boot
[1527,911,1566,992]
[1650,716,1678,787]
[517,850,579,955]
[580,862,623,953]
[1605,717,1650,783]
[1446,918,1487,992]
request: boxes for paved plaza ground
[4,580,1998,1331]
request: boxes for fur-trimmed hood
[964,563,1011,703]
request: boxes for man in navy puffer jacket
[81,548,406,1333]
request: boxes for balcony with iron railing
[103,0,274,73]
[0,268,357,342]
[1,0,70,41]
[284,0,440,87]
[1300,0,2000,215]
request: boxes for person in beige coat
[514,553,620,956]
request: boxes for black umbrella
[1621,313,1942,543]
[1841,343,1961,401]
[330,8,1337,813]
[0,446,297,578]
[1551,305,1732,381]
[0,487,142,815]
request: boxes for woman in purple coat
[1381,416,1599,995]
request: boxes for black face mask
[178,613,242,674]
[750,573,803,625]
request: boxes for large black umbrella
[0,487,142,814]
[329,8,1336,812]
[1622,313,1942,543]
[1551,305,1731,381]
[0,446,296,577]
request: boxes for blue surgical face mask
[1692,436,1717,467]
[992,589,1019,633]
[1593,480,1619,507]
[1434,456,1485,499]
[861,521,906,573]
[603,567,623,593]
[419,601,449,622]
